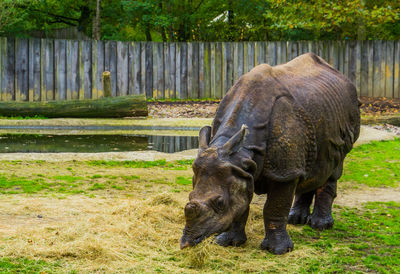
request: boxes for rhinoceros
[180,53,360,254]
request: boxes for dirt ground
[148,96,400,118]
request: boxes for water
[0,134,199,153]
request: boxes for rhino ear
[198,126,212,153]
[221,124,249,156]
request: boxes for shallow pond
[0,134,199,153]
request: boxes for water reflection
[0,134,199,153]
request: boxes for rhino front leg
[261,179,297,254]
[310,177,337,230]
[288,191,315,225]
[215,207,249,247]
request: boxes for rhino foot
[260,229,293,255]
[215,231,247,247]
[310,213,334,230]
[288,206,310,225]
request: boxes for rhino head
[180,125,256,249]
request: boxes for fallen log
[0,95,148,118]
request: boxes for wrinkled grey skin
[180,53,360,254]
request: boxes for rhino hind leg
[288,191,315,225]
[310,177,337,230]
[215,208,249,247]
[261,179,297,255]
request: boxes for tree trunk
[0,95,148,118]
[92,0,101,40]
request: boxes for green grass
[341,139,400,187]
[292,201,400,273]
[176,176,192,185]
[0,257,64,273]
[87,159,193,169]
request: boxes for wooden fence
[0,38,399,101]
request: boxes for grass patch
[87,159,193,170]
[176,176,192,185]
[341,139,400,187]
[0,257,62,273]
[293,201,400,273]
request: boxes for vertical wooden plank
[166,42,176,98]
[203,42,211,98]
[210,42,216,99]
[278,41,287,64]
[140,42,146,96]
[237,42,244,77]
[199,42,205,98]
[373,41,383,97]
[256,41,266,65]
[106,41,117,97]
[367,41,374,97]
[188,42,194,99]
[380,41,387,97]
[145,42,153,99]
[360,41,369,97]
[41,39,54,101]
[152,42,159,99]
[15,38,29,101]
[84,40,92,99]
[91,40,103,99]
[343,41,350,79]
[215,42,222,98]
[223,42,233,95]
[130,42,141,96]
[232,42,239,83]
[55,39,67,100]
[267,41,277,66]
[157,42,164,99]
[175,43,182,98]
[348,41,357,88]
[355,41,361,96]
[180,42,188,99]
[192,42,199,99]
[128,42,139,96]
[117,41,128,97]
[394,41,400,99]
[332,41,340,70]
[246,42,255,73]
[0,38,3,100]
[4,38,15,101]
[29,39,40,102]
[66,40,79,100]
[385,41,394,98]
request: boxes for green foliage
[341,139,400,187]
[1,0,399,40]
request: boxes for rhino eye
[212,196,225,212]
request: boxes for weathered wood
[215,42,222,98]
[44,39,55,100]
[237,42,244,78]
[199,43,205,98]
[5,38,15,101]
[373,41,383,97]
[66,40,79,100]
[367,41,374,97]
[394,41,400,99]
[166,42,176,98]
[360,41,369,97]
[192,42,199,98]
[92,40,104,98]
[203,43,211,98]
[385,41,394,98]
[223,42,233,95]
[117,41,128,96]
[0,94,148,118]
[28,38,41,101]
[380,41,387,97]
[105,41,117,96]
[54,39,67,100]
[140,42,146,95]
[267,41,277,66]
[79,40,92,99]
[15,38,29,101]
[152,42,163,99]
[102,71,111,97]
[348,41,357,87]
[129,42,141,96]
[145,42,153,98]
[210,43,216,98]
[0,38,4,100]
[180,42,188,99]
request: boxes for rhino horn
[184,201,200,220]
[198,126,212,153]
[221,124,249,156]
